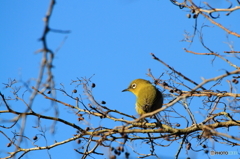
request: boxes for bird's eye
[132,83,137,89]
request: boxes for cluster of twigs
[0,0,240,159]
[1,61,239,159]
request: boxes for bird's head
[122,79,151,96]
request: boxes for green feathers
[123,79,163,115]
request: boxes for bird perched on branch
[122,79,163,117]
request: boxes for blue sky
[1,0,240,159]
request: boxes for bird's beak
[122,88,128,92]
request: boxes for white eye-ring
[132,83,137,89]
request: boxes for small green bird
[122,79,163,116]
